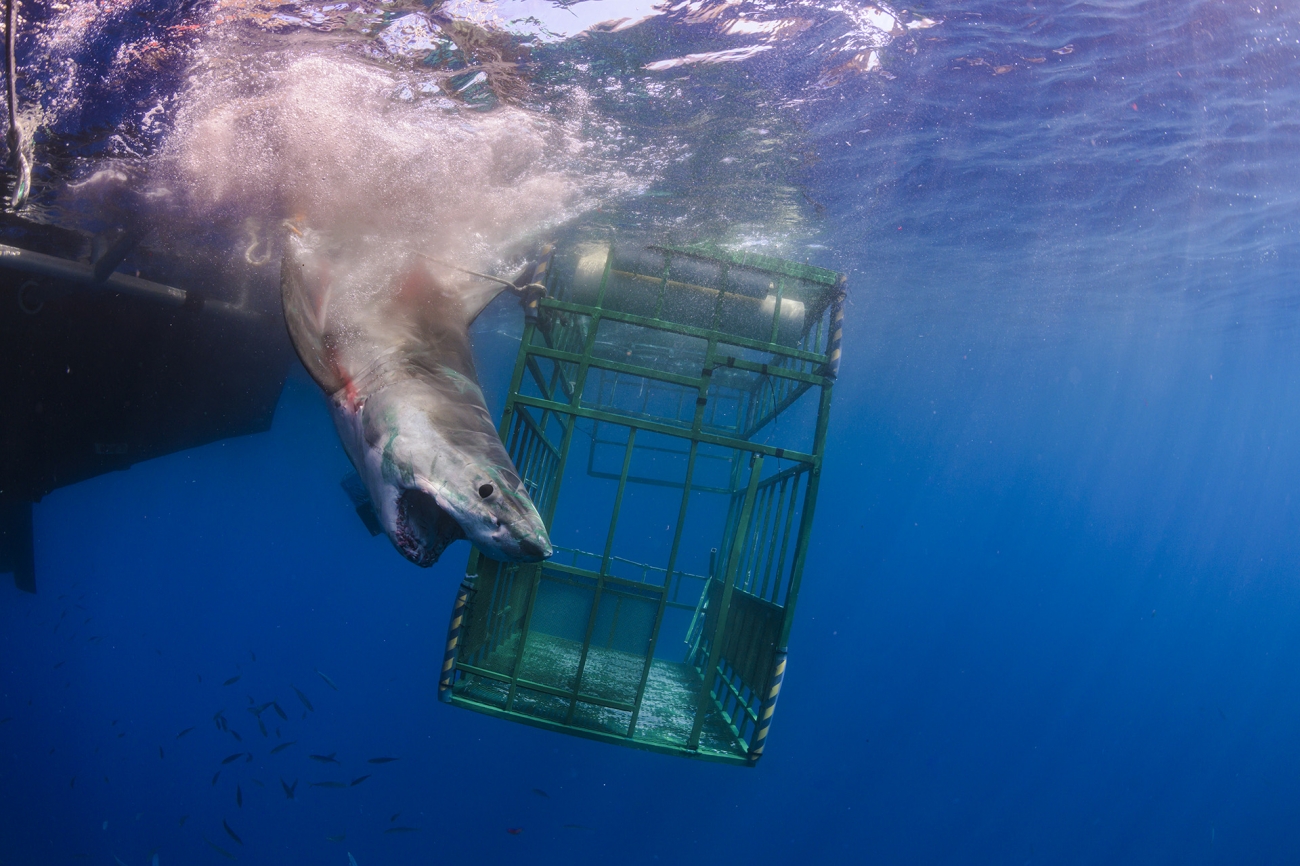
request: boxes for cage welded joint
[439,238,846,765]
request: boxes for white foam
[159,50,592,273]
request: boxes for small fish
[250,650,256,662]
[311,781,347,788]
[281,777,298,799]
[223,675,241,686]
[258,718,268,738]
[204,838,237,860]
[212,771,222,786]
[367,757,398,764]
[350,775,370,786]
[272,702,288,721]
[158,746,164,759]
[309,752,339,764]
[506,828,523,835]
[229,729,243,742]
[53,660,65,669]
[179,815,189,826]
[222,752,245,765]
[531,788,549,798]
[0,717,11,724]
[384,827,419,834]
[271,741,297,754]
[292,686,314,712]
[176,727,194,739]
[347,853,358,866]
[326,834,345,843]
[316,669,339,691]
[223,819,243,845]
[70,776,76,788]
[390,812,401,822]
[236,785,243,807]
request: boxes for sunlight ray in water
[1,0,1298,862]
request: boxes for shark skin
[281,230,552,567]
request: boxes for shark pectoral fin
[339,472,384,537]
[281,250,347,394]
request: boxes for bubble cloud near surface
[161,51,587,271]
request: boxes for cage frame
[439,239,846,765]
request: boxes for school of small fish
[3,587,572,860]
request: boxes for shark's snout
[471,506,553,564]
[517,538,549,561]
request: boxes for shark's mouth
[394,487,464,567]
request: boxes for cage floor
[456,632,743,758]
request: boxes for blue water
[3,0,1300,863]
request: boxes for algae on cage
[439,238,846,765]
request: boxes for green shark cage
[438,238,845,765]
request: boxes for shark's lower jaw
[394,488,464,567]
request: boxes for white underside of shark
[281,229,552,567]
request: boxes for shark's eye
[478,483,495,499]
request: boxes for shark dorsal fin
[390,258,511,331]
[458,277,512,327]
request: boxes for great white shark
[280,229,552,566]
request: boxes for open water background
[2,0,1300,863]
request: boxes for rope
[409,250,519,290]
[408,248,547,309]
[438,574,475,703]
[4,0,28,209]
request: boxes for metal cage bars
[442,241,843,764]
